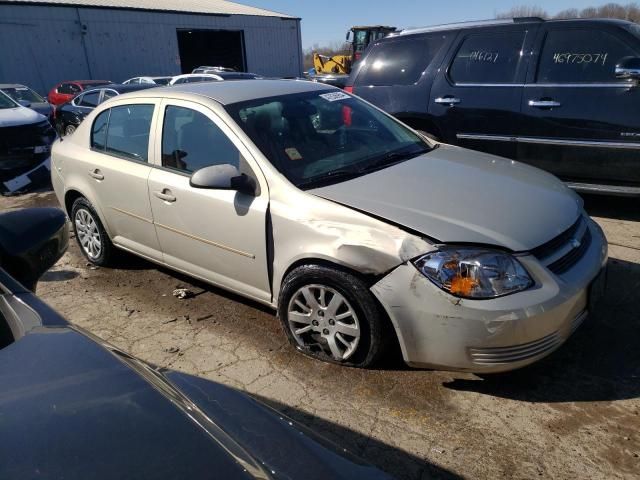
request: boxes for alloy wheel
[287,284,361,361]
[75,208,102,260]
[65,125,76,136]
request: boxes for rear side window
[58,83,80,95]
[449,31,526,84]
[91,109,110,150]
[78,91,100,107]
[161,105,239,174]
[536,29,638,83]
[91,105,154,161]
[355,35,447,86]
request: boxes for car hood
[28,102,53,117]
[310,144,582,252]
[0,105,46,127]
[0,323,390,480]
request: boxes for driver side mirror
[0,208,69,292]
[190,164,257,196]
[346,30,352,41]
[18,100,31,108]
[615,56,640,83]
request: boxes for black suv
[346,17,640,196]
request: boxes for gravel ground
[3,190,639,480]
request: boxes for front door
[518,24,640,190]
[148,100,270,302]
[83,100,162,261]
[429,26,536,159]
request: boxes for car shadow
[582,193,640,222]
[252,394,461,480]
[443,257,640,403]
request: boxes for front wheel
[278,265,389,368]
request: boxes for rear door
[429,25,537,158]
[518,23,640,190]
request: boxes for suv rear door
[519,22,640,192]
[429,25,537,158]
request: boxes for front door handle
[434,96,461,106]
[88,169,104,180]
[528,99,562,109]
[153,189,176,203]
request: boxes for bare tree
[497,2,640,21]
[496,5,549,19]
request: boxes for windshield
[225,90,432,189]
[0,92,18,109]
[1,86,45,104]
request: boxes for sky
[237,0,616,49]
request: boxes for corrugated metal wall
[0,4,303,94]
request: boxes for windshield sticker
[319,91,350,102]
[552,53,608,66]
[285,147,303,161]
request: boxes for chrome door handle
[88,169,104,180]
[153,189,176,203]
[528,99,561,108]
[434,96,461,106]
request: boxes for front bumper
[371,219,608,373]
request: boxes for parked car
[123,76,173,85]
[54,83,156,136]
[0,207,391,480]
[0,83,54,121]
[346,17,640,196]
[169,72,261,85]
[51,80,608,373]
[47,80,112,106]
[192,66,237,73]
[0,91,56,175]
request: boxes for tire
[71,197,115,267]
[64,124,77,136]
[278,265,389,368]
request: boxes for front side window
[161,105,240,174]
[355,35,448,86]
[536,29,638,83]
[78,91,100,107]
[103,104,154,161]
[449,31,526,84]
[226,90,432,189]
[58,83,79,95]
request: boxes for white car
[169,73,261,85]
[123,76,173,86]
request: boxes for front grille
[0,120,55,170]
[469,331,562,365]
[531,215,591,275]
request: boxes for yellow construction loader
[312,25,397,75]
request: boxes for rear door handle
[434,96,461,106]
[528,99,561,109]
[88,169,104,180]
[153,189,176,203]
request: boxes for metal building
[0,0,302,94]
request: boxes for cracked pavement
[3,191,640,479]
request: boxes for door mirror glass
[346,30,352,41]
[17,99,31,108]
[615,56,640,82]
[190,164,256,195]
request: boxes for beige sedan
[51,80,607,371]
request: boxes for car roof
[394,17,635,37]
[63,80,112,85]
[80,83,156,95]
[141,79,332,105]
[0,84,30,89]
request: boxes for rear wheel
[71,197,114,266]
[64,124,76,136]
[278,265,389,368]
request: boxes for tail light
[344,86,353,94]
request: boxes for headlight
[412,248,533,299]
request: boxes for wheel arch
[63,188,113,238]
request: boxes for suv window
[100,105,154,161]
[355,35,448,86]
[91,109,110,150]
[161,105,239,174]
[536,29,638,83]
[449,31,526,84]
[78,91,100,107]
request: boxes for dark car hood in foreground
[0,321,389,480]
[310,144,583,252]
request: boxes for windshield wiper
[297,168,363,189]
[358,147,430,174]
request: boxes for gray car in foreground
[51,80,608,372]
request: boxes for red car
[47,80,112,106]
